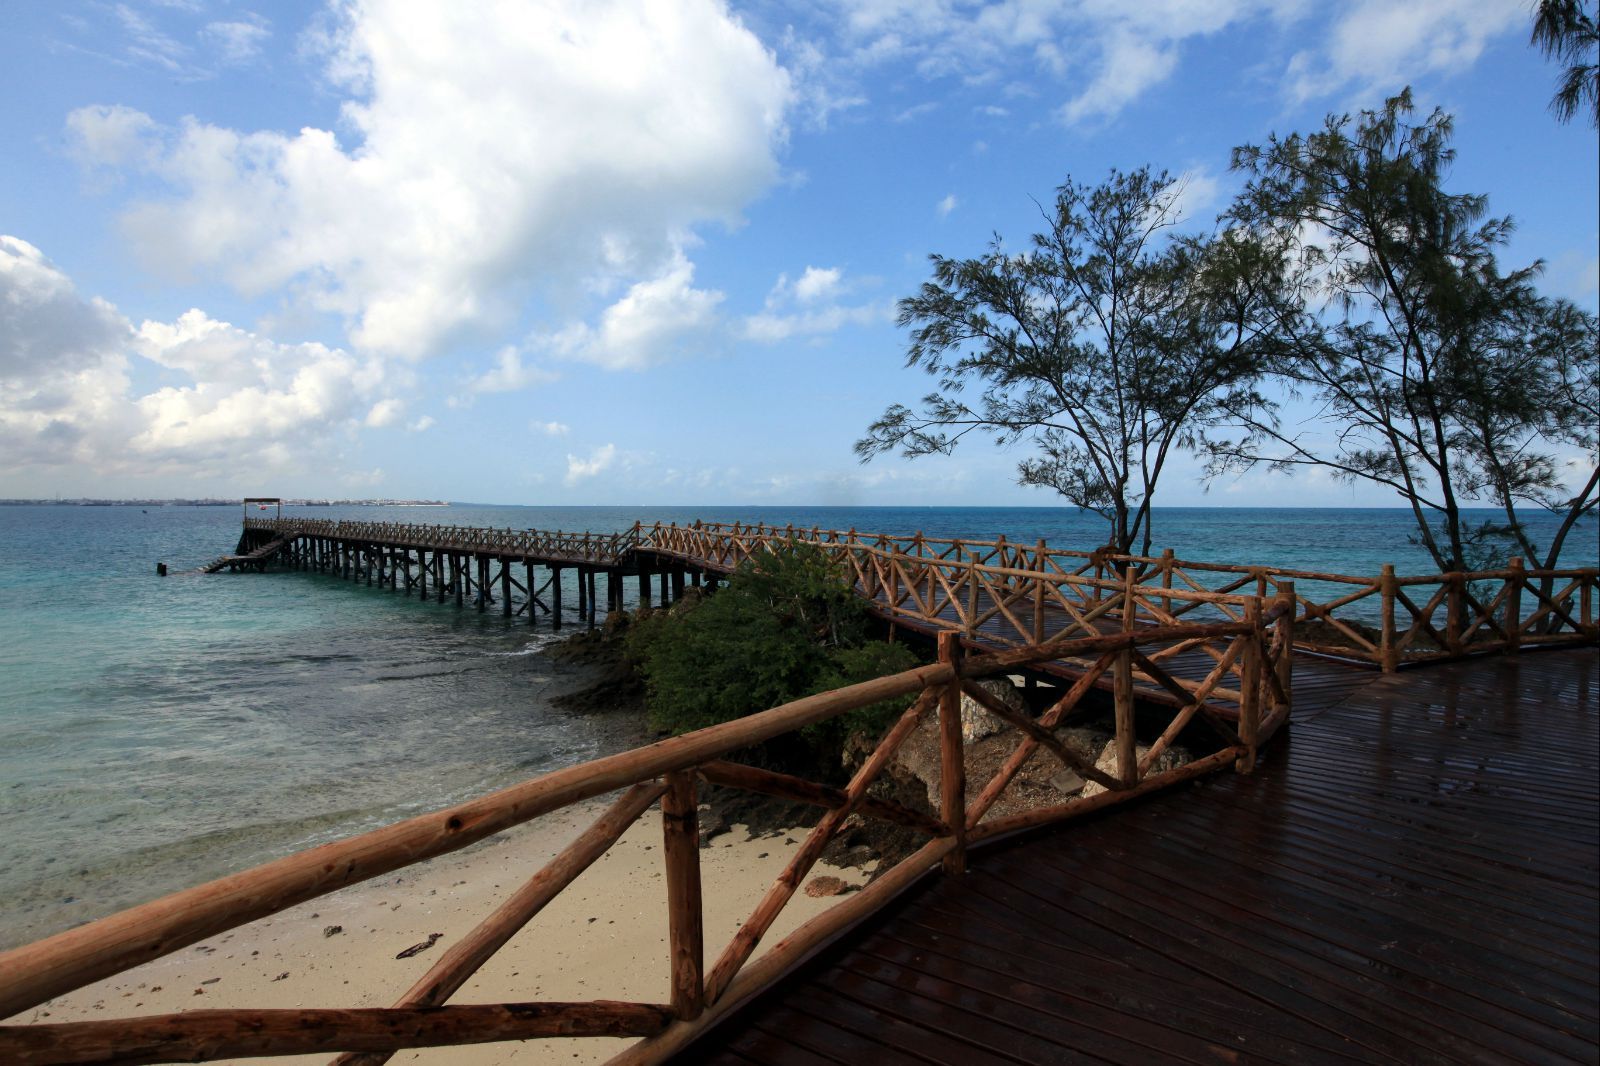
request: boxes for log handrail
[0,605,1293,1065]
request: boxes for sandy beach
[26,796,868,1065]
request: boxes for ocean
[1,502,1593,949]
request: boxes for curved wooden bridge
[2,517,1594,1064]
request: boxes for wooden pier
[1,517,1593,1064]
[681,648,1599,1065]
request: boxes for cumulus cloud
[0,237,133,467]
[541,253,724,370]
[534,420,570,436]
[936,194,958,218]
[565,442,617,485]
[1,235,392,479]
[131,310,385,462]
[407,414,435,432]
[71,0,792,363]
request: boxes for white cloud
[1171,168,1223,224]
[0,235,392,479]
[808,0,1300,125]
[542,253,723,370]
[469,346,557,394]
[66,105,158,168]
[0,237,133,468]
[936,193,958,218]
[534,420,570,436]
[132,311,385,460]
[742,265,892,342]
[1284,0,1524,102]
[792,266,843,303]
[364,397,404,427]
[75,0,792,362]
[407,414,435,432]
[565,442,617,485]
[114,3,187,72]
[201,16,271,65]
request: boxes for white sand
[28,797,868,1065]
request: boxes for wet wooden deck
[677,648,1599,1065]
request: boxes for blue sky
[2,0,1595,506]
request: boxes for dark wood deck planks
[677,649,1599,1065]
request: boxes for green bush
[626,546,920,737]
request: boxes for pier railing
[0,607,1291,1065]
[243,517,641,565]
[642,521,1598,672]
[235,516,1597,672]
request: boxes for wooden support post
[418,550,428,600]
[594,570,605,625]
[501,561,512,618]
[1237,599,1262,773]
[661,772,704,1021]
[672,569,685,599]
[1114,569,1137,788]
[691,570,701,588]
[1379,564,1399,672]
[1505,557,1524,655]
[551,566,563,628]
[937,633,966,875]
[436,555,445,603]
[639,569,652,609]
[576,566,588,621]
[526,561,536,623]
[659,570,669,605]
[477,556,489,612]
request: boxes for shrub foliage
[626,546,919,738]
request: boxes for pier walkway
[681,648,1599,1065]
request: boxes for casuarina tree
[1211,90,1598,573]
[857,167,1281,556]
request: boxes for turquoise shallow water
[0,503,1593,949]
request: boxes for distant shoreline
[0,499,449,507]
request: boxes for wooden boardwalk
[678,648,1600,1065]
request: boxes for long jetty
[229,516,1597,673]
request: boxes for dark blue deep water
[1,503,1593,948]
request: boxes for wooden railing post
[965,552,979,636]
[1379,564,1399,673]
[937,633,967,875]
[1114,569,1137,788]
[661,771,704,1021]
[1160,548,1174,618]
[1446,573,1465,654]
[1033,540,1046,645]
[1238,599,1262,773]
[1505,557,1524,656]
[1275,580,1295,717]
